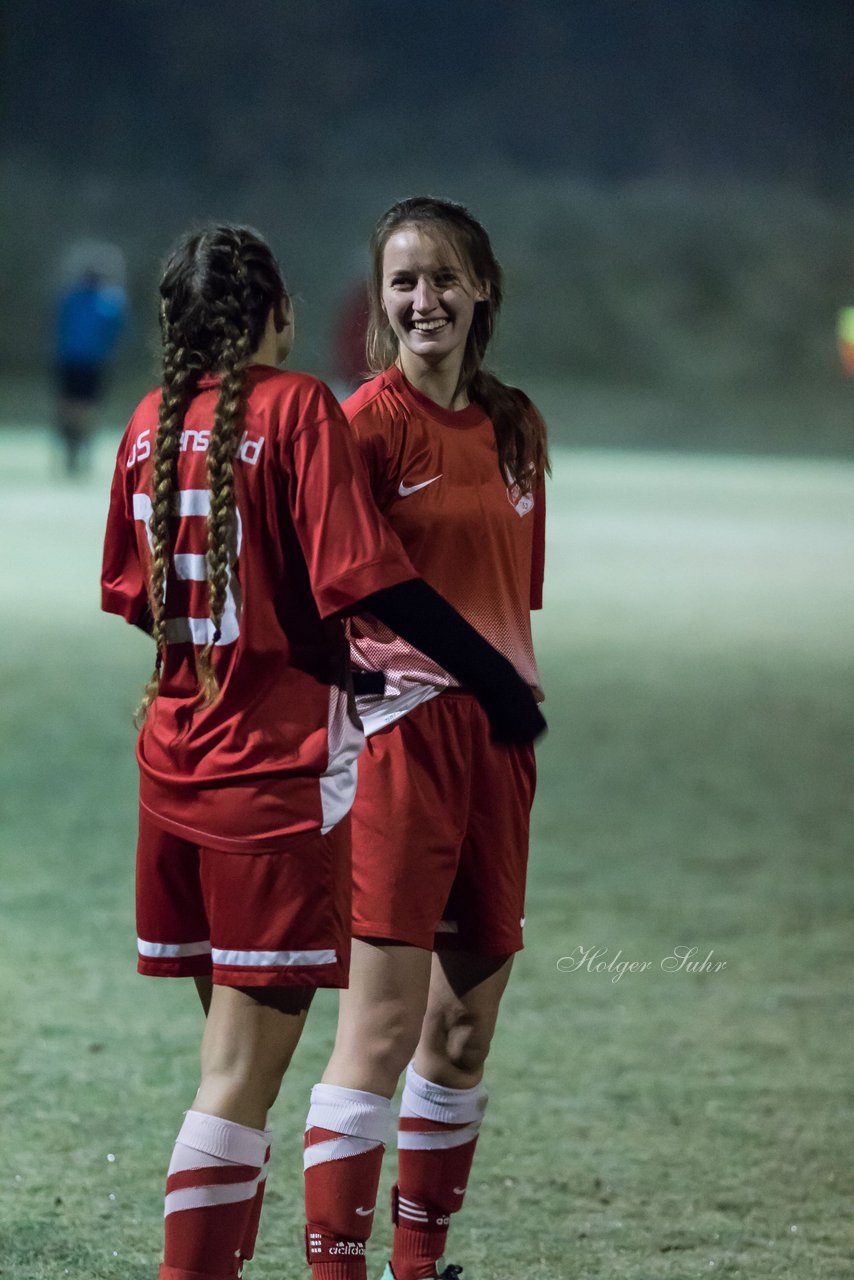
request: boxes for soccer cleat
[378,1263,464,1280]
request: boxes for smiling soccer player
[302,198,549,1280]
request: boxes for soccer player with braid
[301,199,549,1280]
[101,224,544,1280]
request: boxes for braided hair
[136,225,288,724]
[365,196,549,490]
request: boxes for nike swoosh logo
[453,1186,466,1196]
[355,1205,375,1216]
[398,474,442,498]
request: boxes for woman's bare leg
[193,982,314,1129]
[389,951,515,1280]
[303,940,434,1279]
[323,938,434,1097]
[414,950,514,1087]
[162,983,315,1278]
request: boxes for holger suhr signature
[557,945,728,982]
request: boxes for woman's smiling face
[380,225,485,370]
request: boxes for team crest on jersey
[505,465,535,517]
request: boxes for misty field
[1,425,852,1279]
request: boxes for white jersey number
[133,489,243,645]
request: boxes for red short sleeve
[288,412,416,617]
[346,411,403,510]
[101,432,148,623]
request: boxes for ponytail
[469,370,550,492]
[136,224,286,723]
[195,323,252,705]
[134,340,199,726]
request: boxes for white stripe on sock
[176,1111,268,1167]
[303,1135,381,1170]
[397,1121,482,1151]
[167,1145,231,1175]
[398,1193,430,1223]
[164,1179,259,1217]
[306,1084,392,1142]
[401,1062,488,1125]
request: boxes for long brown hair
[136,224,288,724]
[365,196,549,489]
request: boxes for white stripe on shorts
[211,947,337,968]
[138,938,212,959]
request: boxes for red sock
[160,1110,269,1280]
[239,1132,272,1263]
[391,1065,488,1280]
[304,1083,391,1280]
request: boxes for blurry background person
[837,306,854,376]
[54,240,127,474]
[331,275,371,400]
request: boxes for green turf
[1,427,852,1279]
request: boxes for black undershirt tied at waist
[351,668,385,697]
[351,578,546,747]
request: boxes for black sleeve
[355,578,546,746]
[133,604,154,637]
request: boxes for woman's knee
[373,1013,424,1076]
[330,999,423,1090]
[445,1018,494,1074]
[198,1059,287,1114]
[198,983,312,1109]
[420,1004,495,1079]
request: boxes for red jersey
[102,366,415,848]
[344,365,544,733]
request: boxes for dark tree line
[4,0,853,196]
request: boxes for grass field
[1,426,853,1280]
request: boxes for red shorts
[135,808,351,988]
[351,691,536,955]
